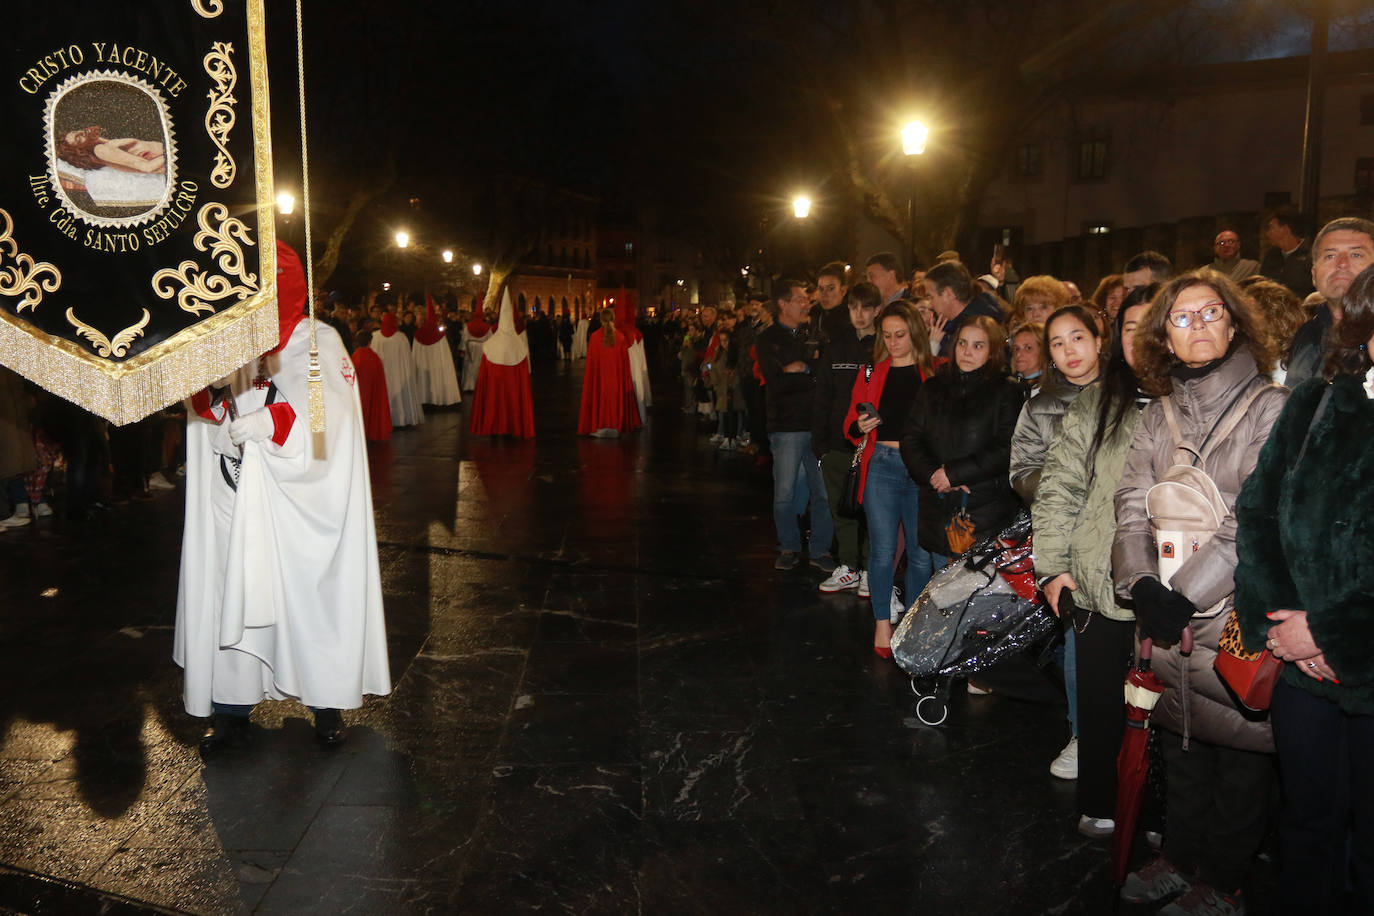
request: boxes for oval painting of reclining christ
[47,72,177,229]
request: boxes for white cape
[571,319,589,359]
[627,337,652,422]
[412,337,462,406]
[372,329,425,426]
[174,322,391,716]
[460,326,491,391]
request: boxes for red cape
[350,346,392,441]
[578,328,640,435]
[468,357,535,438]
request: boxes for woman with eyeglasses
[1111,270,1287,913]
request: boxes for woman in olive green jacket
[1032,288,1154,836]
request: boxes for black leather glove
[1131,577,1197,643]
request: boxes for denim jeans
[770,431,833,555]
[862,444,935,621]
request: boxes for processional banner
[0,0,276,425]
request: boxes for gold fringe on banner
[0,273,277,426]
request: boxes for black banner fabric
[0,0,276,424]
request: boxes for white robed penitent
[372,318,425,426]
[412,337,462,406]
[173,320,391,717]
[461,320,492,391]
[571,317,590,360]
[627,336,652,422]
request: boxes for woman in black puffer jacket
[900,315,1026,558]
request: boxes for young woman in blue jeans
[844,301,937,657]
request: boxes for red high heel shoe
[873,645,893,659]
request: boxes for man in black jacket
[813,282,880,592]
[926,260,1005,358]
[1285,216,1374,386]
[1259,205,1316,298]
[756,279,834,571]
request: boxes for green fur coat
[1235,374,1374,714]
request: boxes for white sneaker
[33,502,53,518]
[717,438,735,451]
[738,432,752,446]
[148,471,176,491]
[1077,815,1115,838]
[857,570,870,597]
[0,513,31,529]
[966,681,993,696]
[890,590,906,622]
[709,433,724,444]
[818,565,861,593]
[14,503,30,519]
[1050,736,1079,780]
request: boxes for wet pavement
[0,360,1277,914]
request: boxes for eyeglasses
[1167,302,1227,329]
[1214,239,1239,247]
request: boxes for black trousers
[1157,727,1276,892]
[1074,613,1136,819]
[1271,678,1374,914]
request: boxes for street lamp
[902,120,929,271]
[472,263,482,277]
[793,196,811,219]
[441,249,453,264]
[275,191,295,216]
[902,120,929,156]
[395,231,410,249]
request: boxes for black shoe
[313,708,347,746]
[199,713,252,758]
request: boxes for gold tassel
[307,346,325,432]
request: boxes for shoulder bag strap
[1196,384,1270,463]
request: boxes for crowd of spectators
[662,210,1374,915]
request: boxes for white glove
[228,408,275,446]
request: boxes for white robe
[460,326,491,391]
[412,337,462,406]
[627,337,652,423]
[174,322,391,716]
[571,319,590,360]
[372,330,425,426]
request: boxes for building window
[1014,143,1041,177]
[624,270,635,287]
[601,270,615,287]
[1076,127,1109,181]
[560,245,567,266]
[1362,94,1374,126]
[625,242,634,256]
[1357,158,1374,195]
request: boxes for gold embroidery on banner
[66,308,150,357]
[151,202,258,315]
[192,0,224,18]
[203,42,237,188]
[0,208,62,313]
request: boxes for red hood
[268,241,307,354]
[380,313,398,337]
[415,294,445,345]
[466,317,490,336]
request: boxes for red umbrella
[1111,631,1192,891]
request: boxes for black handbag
[838,433,868,518]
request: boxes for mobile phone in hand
[858,402,881,422]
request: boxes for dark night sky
[260,0,1373,288]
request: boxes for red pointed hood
[415,293,445,345]
[380,313,398,337]
[268,241,307,354]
